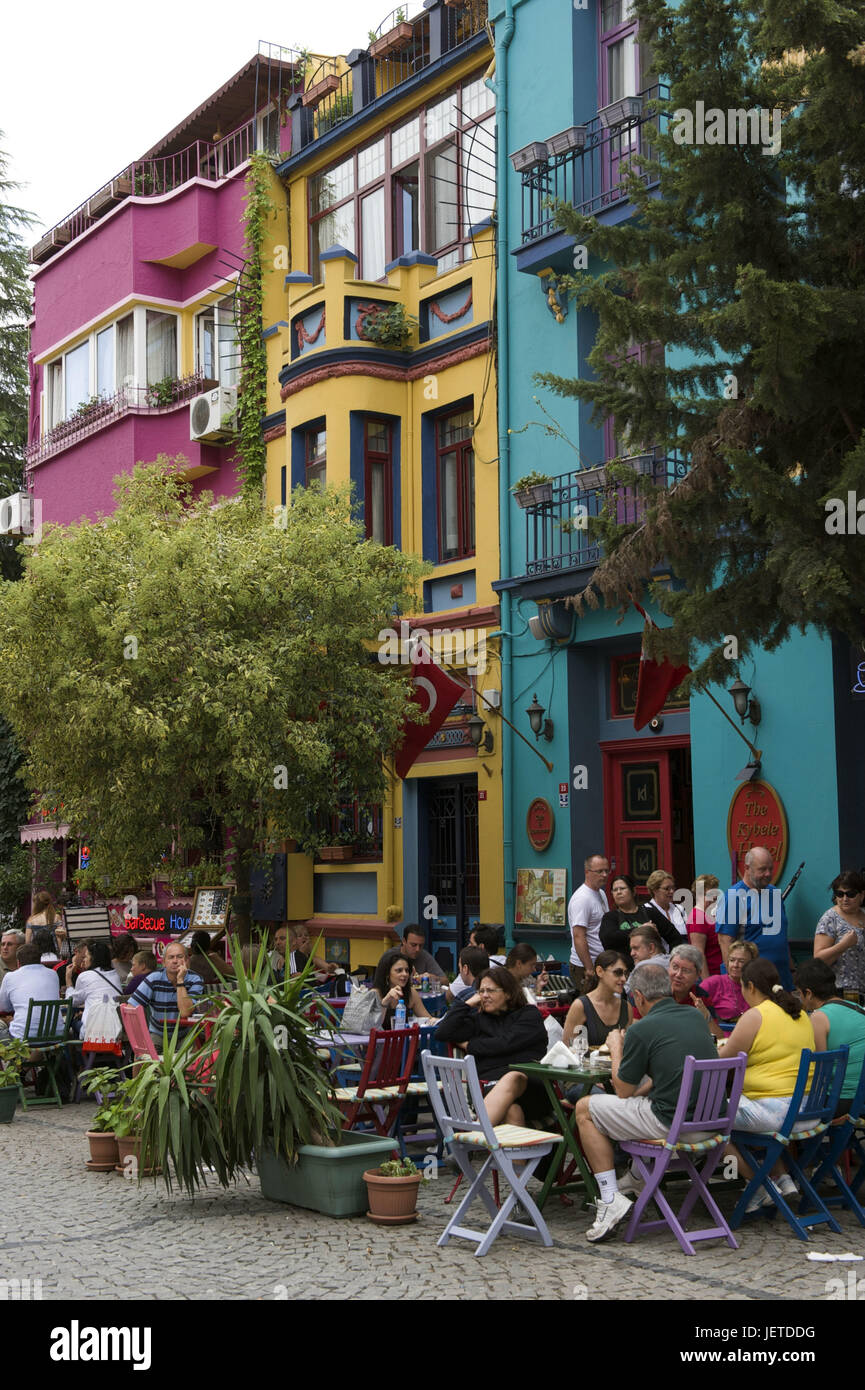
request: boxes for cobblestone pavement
[3,1104,863,1301]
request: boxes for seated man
[469,923,506,966]
[127,942,204,1042]
[288,923,337,979]
[446,945,489,1004]
[629,924,669,970]
[122,950,158,996]
[0,929,23,982]
[399,924,448,982]
[574,962,718,1243]
[0,944,61,1039]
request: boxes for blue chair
[731,1046,848,1240]
[795,1055,865,1227]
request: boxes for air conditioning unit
[0,493,34,536]
[189,386,237,443]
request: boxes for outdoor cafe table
[509,1060,615,1210]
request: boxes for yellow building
[263,3,500,971]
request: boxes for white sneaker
[617,1166,644,1197]
[745,1189,767,1215]
[774,1174,798,1200]
[586,1191,632,1243]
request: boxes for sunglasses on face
[837,891,860,898]
[606,968,628,977]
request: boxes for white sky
[3,0,408,238]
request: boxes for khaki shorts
[587,1094,669,1143]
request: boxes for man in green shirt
[574,961,717,1243]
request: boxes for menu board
[190,886,233,931]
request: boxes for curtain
[48,362,63,428]
[361,188,386,281]
[117,315,134,389]
[146,311,177,385]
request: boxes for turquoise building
[487,0,863,963]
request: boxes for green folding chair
[20,999,80,1107]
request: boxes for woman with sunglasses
[563,950,632,1047]
[814,870,865,999]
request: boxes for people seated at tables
[700,940,757,1023]
[600,875,680,955]
[400,923,448,981]
[290,923,337,978]
[573,962,718,1242]
[668,943,707,1006]
[563,951,631,1047]
[110,932,139,984]
[436,965,548,1125]
[0,930,23,981]
[469,924,506,966]
[628,924,668,970]
[24,891,60,945]
[813,869,865,1000]
[719,958,817,1210]
[65,940,123,1033]
[447,945,489,1004]
[687,873,723,977]
[796,958,865,1116]
[127,942,204,1041]
[0,944,61,1039]
[122,950,158,995]
[371,949,431,1027]
[504,943,549,998]
[645,869,689,939]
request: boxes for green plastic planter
[0,1087,19,1123]
[258,1132,397,1216]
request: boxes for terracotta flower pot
[86,1130,120,1171]
[114,1134,160,1177]
[363,1168,422,1225]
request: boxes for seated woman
[687,873,723,978]
[796,958,865,1115]
[371,949,430,1027]
[110,932,139,985]
[600,876,680,954]
[700,940,757,1022]
[435,965,549,1125]
[562,950,631,1047]
[66,940,123,1035]
[719,958,819,1210]
[504,943,549,998]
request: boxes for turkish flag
[394,647,464,779]
[632,604,690,731]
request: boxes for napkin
[541,1040,584,1068]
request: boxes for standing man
[567,854,610,991]
[128,941,203,1043]
[716,846,792,989]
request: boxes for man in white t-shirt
[567,853,610,991]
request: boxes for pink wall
[31,411,242,526]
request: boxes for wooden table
[509,1061,615,1210]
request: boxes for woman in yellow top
[719,957,819,1211]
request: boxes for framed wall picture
[515,868,567,926]
[190,886,233,932]
[325,936,351,967]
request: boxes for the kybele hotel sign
[726,779,788,883]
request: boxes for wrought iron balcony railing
[25,373,209,468]
[519,83,670,245]
[523,450,687,578]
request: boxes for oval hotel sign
[526,797,555,852]
[726,779,788,884]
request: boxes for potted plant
[0,1039,29,1123]
[83,1090,124,1171]
[357,302,418,349]
[129,944,394,1211]
[301,65,342,108]
[82,1068,160,1177]
[512,471,554,508]
[369,13,414,58]
[363,1156,426,1224]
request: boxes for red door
[602,738,694,891]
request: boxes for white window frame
[42,306,180,433]
[195,296,240,387]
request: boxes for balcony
[522,451,687,578]
[25,373,211,468]
[518,83,670,246]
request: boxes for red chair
[120,1004,159,1061]
[333,1026,419,1136]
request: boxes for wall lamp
[468,712,494,755]
[728,678,762,728]
[526,693,554,742]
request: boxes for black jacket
[435,1000,548,1081]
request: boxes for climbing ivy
[236,153,273,499]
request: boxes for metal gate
[420,776,480,970]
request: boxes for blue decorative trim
[262,321,289,339]
[320,245,358,264]
[285,272,314,286]
[262,409,286,431]
[384,251,438,272]
[468,216,494,237]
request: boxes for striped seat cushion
[333,1085,400,1102]
[664,1134,725,1153]
[451,1123,560,1149]
[405,1081,444,1095]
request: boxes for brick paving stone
[3,1103,864,1301]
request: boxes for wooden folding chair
[21,999,78,1107]
[421,1049,558,1257]
[795,1053,865,1227]
[333,1026,419,1137]
[621,1052,747,1256]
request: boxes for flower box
[258,1132,396,1216]
[87,177,133,219]
[319,845,355,862]
[369,22,414,57]
[301,74,341,108]
[30,225,72,264]
[514,481,553,508]
[509,142,549,173]
[598,96,643,129]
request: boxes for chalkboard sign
[190,886,233,931]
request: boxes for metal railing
[520,83,670,244]
[523,450,688,577]
[25,373,207,468]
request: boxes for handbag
[341,986,385,1034]
[82,995,123,1056]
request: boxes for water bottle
[393,999,407,1030]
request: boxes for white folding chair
[420,1049,557,1257]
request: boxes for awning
[20,822,71,843]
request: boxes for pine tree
[536,0,865,684]
[0,135,33,583]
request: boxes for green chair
[20,999,80,1107]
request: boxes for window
[600,0,653,105]
[308,74,495,279]
[64,341,90,416]
[43,307,177,431]
[146,310,178,386]
[196,297,240,387]
[364,419,393,544]
[306,426,326,487]
[258,104,280,156]
[436,409,474,561]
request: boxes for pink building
[24,45,300,526]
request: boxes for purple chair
[620,1051,747,1256]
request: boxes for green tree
[0,136,33,582]
[0,461,426,937]
[537,0,865,684]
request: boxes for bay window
[42,306,178,431]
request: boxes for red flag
[394,646,464,779]
[632,603,690,731]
